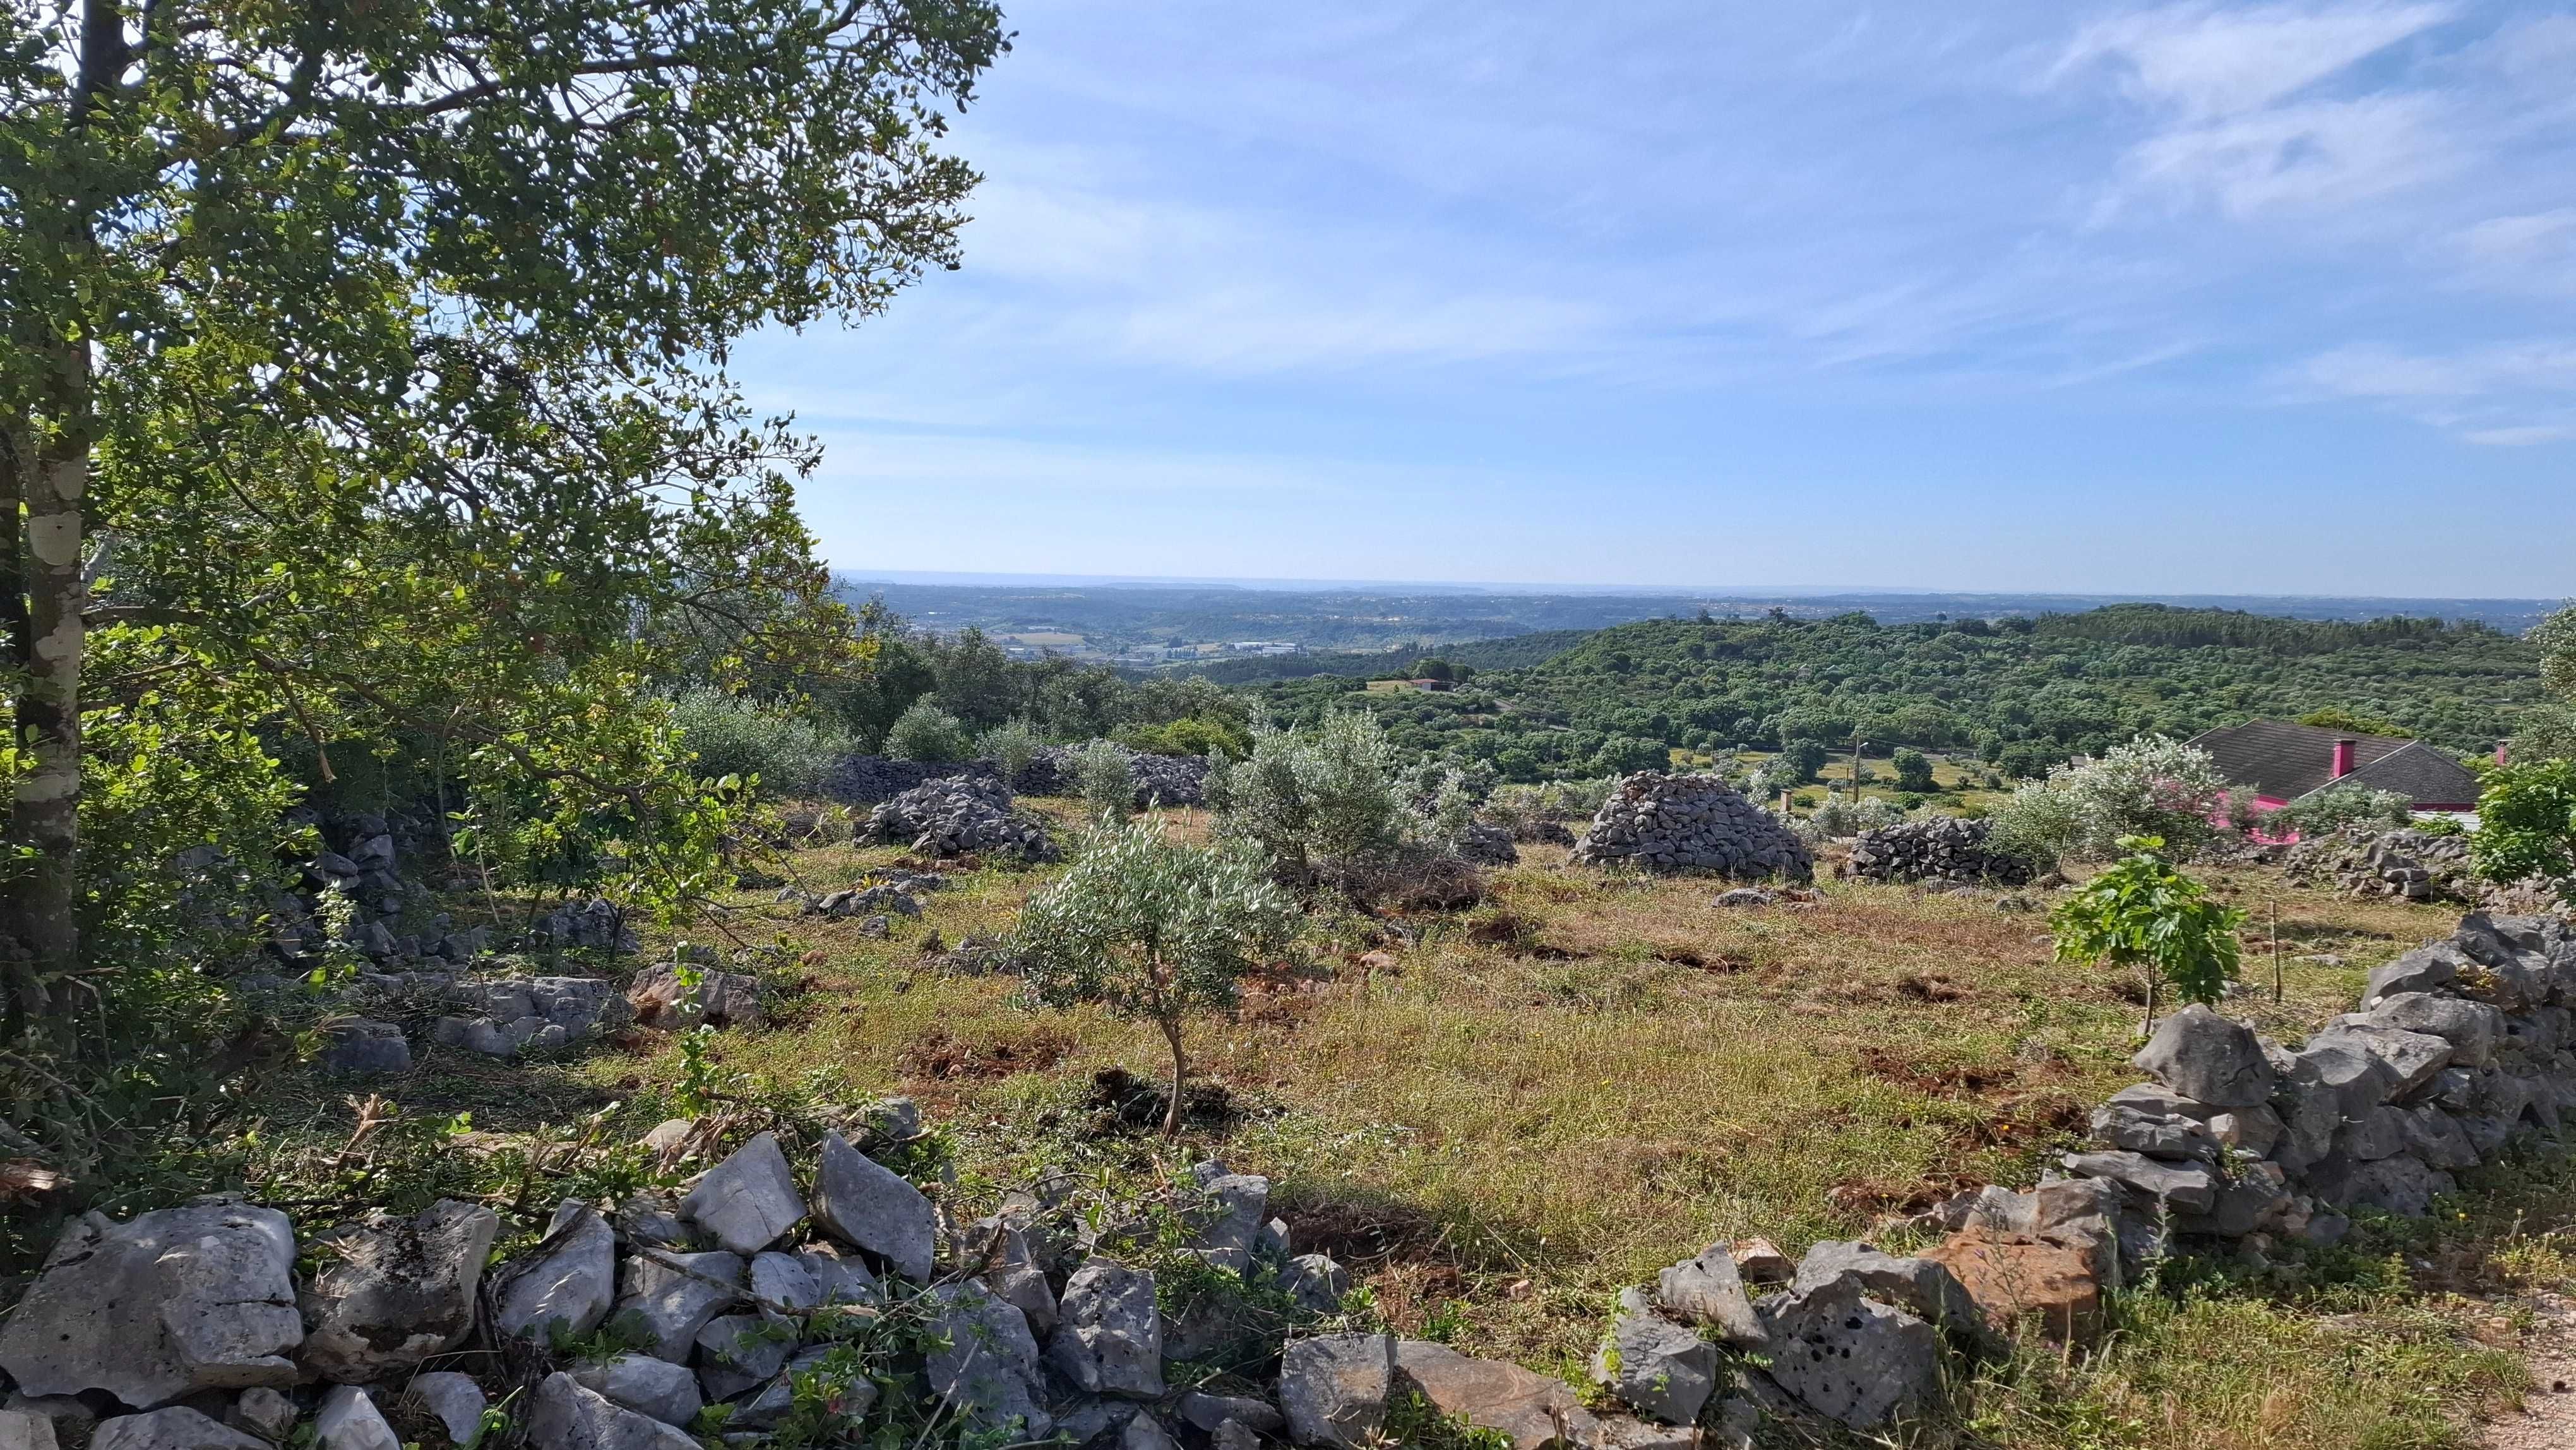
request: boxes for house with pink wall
[2186,719,2483,842]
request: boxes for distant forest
[1237,606,2543,782]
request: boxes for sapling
[2049,835,2243,1036]
[1011,820,1300,1134]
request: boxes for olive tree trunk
[1159,1016,1188,1137]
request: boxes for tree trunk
[8,386,85,999]
[2140,967,2157,1040]
[1159,1016,1188,1137]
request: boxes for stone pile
[1571,773,1815,881]
[1449,822,1520,866]
[1847,817,2032,886]
[263,810,506,972]
[866,777,1058,862]
[820,755,999,805]
[2284,825,2480,904]
[1020,746,1213,808]
[429,976,632,1058]
[0,1118,1402,1450]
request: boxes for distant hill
[1233,606,2544,782]
[1176,630,1593,683]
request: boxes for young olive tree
[1075,740,1138,820]
[2469,759,2576,901]
[1011,821,1301,1134]
[2051,836,2244,1036]
[883,700,971,764]
[1203,711,1406,885]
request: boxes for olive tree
[1988,735,2231,870]
[1203,712,1406,885]
[1011,821,1301,1134]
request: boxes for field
[267,795,2576,1449]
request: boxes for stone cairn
[866,776,1058,863]
[1847,817,2032,886]
[1571,772,1815,882]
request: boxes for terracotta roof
[2186,719,2479,808]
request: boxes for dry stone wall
[1846,816,2032,885]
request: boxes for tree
[1892,748,1936,793]
[1011,821,1301,1134]
[2050,836,2243,1035]
[1409,657,1456,683]
[1075,740,1136,820]
[1205,712,1407,886]
[1775,740,1830,783]
[1987,734,2231,870]
[1,0,1005,1007]
[883,700,971,764]
[2469,759,2576,899]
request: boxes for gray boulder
[1396,1339,1604,1449]
[1760,1278,1939,1429]
[922,1285,1051,1439]
[614,1249,745,1362]
[2132,1005,2274,1107]
[976,1228,1058,1339]
[90,1411,267,1450]
[1279,1334,1393,1449]
[679,1132,805,1255]
[2398,1105,2481,1171]
[1281,1254,1350,1314]
[526,1373,699,1450]
[491,1200,619,1343]
[227,1389,294,1442]
[693,1314,791,1401]
[2342,1154,2456,1217]
[1790,1242,1983,1341]
[1589,1288,1715,1425]
[1119,1415,1181,1450]
[407,1374,486,1446]
[1047,1261,1164,1398]
[1185,1168,1271,1274]
[318,1020,411,1077]
[791,1244,879,1305]
[2364,944,2463,1004]
[299,1199,498,1382]
[2058,1151,2217,1215]
[1654,1243,1767,1348]
[0,1201,301,1408]
[2089,1103,2219,1161]
[312,1388,397,1450]
[2363,993,2503,1068]
[2310,1022,2452,1098]
[808,1132,936,1281]
[747,1251,820,1310]
[569,1355,702,1428]
[1176,1393,1284,1435]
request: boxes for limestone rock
[1654,1243,1767,1348]
[808,1132,936,1281]
[313,1388,397,1450]
[569,1357,701,1429]
[2133,1005,2274,1108]
[1923,1229,2102,1341]
[90,1410,269,1450]
[616,1249,744,1362]
[1590,1288,1715,1425]
[1175,1393,1283,1435]
[491,1201,619,1343]
[525,1373,699,1450]
[1396,1340,1601,1450]
[2311,1022,2452,1098]
[0,1201,302,1408]
[2059,1149,2218,1214]
[1760,1278,1940,1430]
[1790,1242,1982,1341]
[1047,1261,1164,1399]
[1185,1171,1271,1274]
[2363,993,2503,1068]
[318,1020,411,1077]
[921,1285,1051,1439]
[693,1314,791,1401]
[1731,1237,1794,1285]
[1571,772,1815,880]
[1279,1334,1394,1448]
[408,1374,486,1446]
[2364,944,2464,1004]
[0,1414,56,1450]
[1281,1253,1350,1314]
[1118,1415,1180,1450]
[2088,1103,2218,1161]
[300,1199,498,1382]
[679,1133,804,1255]
[227,1389,294,1443]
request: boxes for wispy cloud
[2054,1,2454,119]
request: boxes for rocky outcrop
[1571,774,1813,880]
[866,777,1057,862]
[431,976,629,1057]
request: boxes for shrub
[974,719,1045,781]
[2051,835,2243,1033]
[2269,784,2413,837]
[1205,712,1407,885]
[2469,758,2576,897]
[882,698,970,763]
[668,688,854,798]
[1011,820,1301,1134]
[1892,747,1936,793]
[1986,735,2230,870]
[1114,717,1251,758]
[1074,740,1137,820]
[1796,794,1907,843]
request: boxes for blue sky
[731,1,2576,597]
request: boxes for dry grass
[532,803,2566,1447]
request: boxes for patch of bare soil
[2484,1291,2576,1450]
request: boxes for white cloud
[2056,1,2453,119]
[2294,338,2576,441]
[2118,93,2455,217]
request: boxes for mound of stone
[2283,826,2478,904]
[867,777,1056,862]
[1571,774,1813,881]
[1022,746,1212,807]
[1847,817,2030,885]
[820,756,998,805]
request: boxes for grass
[175,797,2576,1449]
